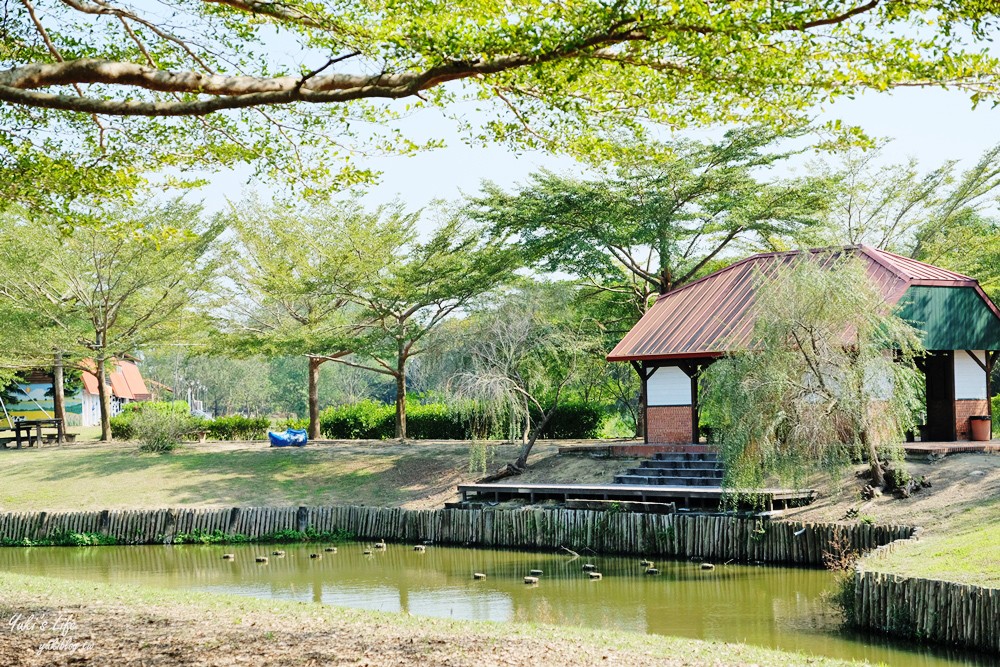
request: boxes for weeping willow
[700,253,925,506]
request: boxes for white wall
[647,366,692,406]
[954,350,987,400]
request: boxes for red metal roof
[117,360,150,400]
[78,357,151,399]
[108,370,134,399]
[607,245,995,362]
[81,369,99,395]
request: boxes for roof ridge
[862,244,974,281]
[654,245,862,302]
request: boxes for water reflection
[0,544,993,667]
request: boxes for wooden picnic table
[7,419,64,448]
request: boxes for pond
[0,543,991,667]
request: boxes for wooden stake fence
[0,506,911,565]
[852,537,999,653]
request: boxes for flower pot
[969,416,991,442]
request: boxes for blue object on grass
[268,428,308,447]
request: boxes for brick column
[646,406,693,444]
[955,399,990,440]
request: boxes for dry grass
[0,439,636,512]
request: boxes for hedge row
[109,399,609,441]
[314,399,605,440]
[110,402,269,441]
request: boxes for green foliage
[0,202,223,439]
[318,398,608,440]
[0,531,117,547]
[701,254,925,502]
[172,528,354,545]
[205,415,271,441]
[532,401,605,439]
[4,0,1000,198]
[111,401,195,441]
[471,126,832,316]
[133,409,194,453]
[319,400,396,439]
[993,395,1000,433]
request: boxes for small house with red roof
[3,358,150,427]
[607,245,1000,445]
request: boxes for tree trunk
[395,351,407,439]
[514,405,558,470]
[307,356,323,440]
[863,428,885,488]
[96,357,112,441]
[52,352,66,425]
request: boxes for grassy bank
[0,439,637,511]
[863,496,1000,588]
[784,452,1000,588]
[0,571,867,667]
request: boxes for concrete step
[653,451,718,463]
[639,460,720,471]
[625,467,723,478]
[614,474,723,487]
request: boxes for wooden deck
[904,440,1000,456]
[457,482,816,510]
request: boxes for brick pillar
[646,406,694,444]
[954,399,990,440]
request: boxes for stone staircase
[614,450,724,487]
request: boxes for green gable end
[897,286,1000,350]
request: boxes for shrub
[111,400,192,440]
[316,399,609,440]
[133,408,194,453]
[206,415,270,440]
[532,401,606,439]
[319,400,395,439]
[406,402,467,439]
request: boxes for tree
[809,143,1000,256]
[0,202,222,439]
[472,126,830,438]
[332,215,518,439]
[471,127,831,314]
[3,2,999,187]
[140,351,276,417]
[220,198,408,438]
[449,282,597,478]
[700,254,925,496]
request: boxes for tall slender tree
[332,216,519,439]
[221,199,410,439]
[0,202,222,439]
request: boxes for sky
[199,85,1000,216]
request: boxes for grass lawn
[0,439,636,511]
[865,496,1000,588]
[0,440,484,510]
[0,570,870,666]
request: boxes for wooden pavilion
[607,245,1000,444]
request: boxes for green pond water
[0,543,994,667]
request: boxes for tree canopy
[470,126,831,316]
[220,198,412,437]
[4,1,1000,189]
[0,201,222,438]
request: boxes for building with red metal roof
[3,358,152,427]
[608,245,1000,445]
